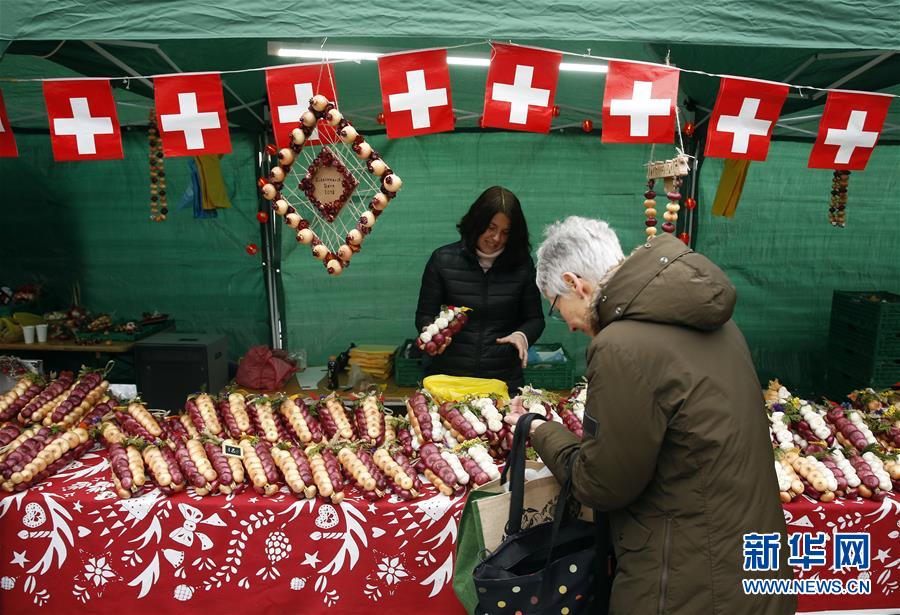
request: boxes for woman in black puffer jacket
[415,186,545,392]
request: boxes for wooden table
[0,340,134,354]
[249,372,568,403]
[253,371,420,402]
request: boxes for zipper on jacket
[475,268,489,374]
[658,517,672,615]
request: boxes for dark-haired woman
[415,186,545,392]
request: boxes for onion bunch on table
[279,397,324,444]
[18,371,75,423]
[0,375,44,422]
[1,425,92,492]
[316,396,356,441]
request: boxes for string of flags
[0,42,894,171]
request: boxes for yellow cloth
[711,158,751,218]
[423,375,509,403]
[194,155,232,210]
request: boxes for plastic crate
[828,316,900,357]
[826,352,900,395]
[394,339,425,387]
[827,337,900,378]
[522,343,575,390]
[830,291,900,338]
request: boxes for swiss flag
[808,91,892,170]
[601,61,679,143]
[154,73,231,157]
[483,43,561,133]
[265,63,339,148]
[0,89,17,158]
[378,49,453,139]
[705,77,788,161]
[43,79,122,161]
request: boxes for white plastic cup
[36,324,49,343]
[22,325,36,344]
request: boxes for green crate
[827,339,900,380]
[394,339,425,387]
[823,371,861,402]
[826,351,900,395]
[831,291,900,333]
[828,316,900,356]
[522,343,575,390]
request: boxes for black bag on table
[472,413,606,615]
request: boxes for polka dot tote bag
[472,414,599,614]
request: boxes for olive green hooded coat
[533,235,796,615]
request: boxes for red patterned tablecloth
[783,494,900,614]
[0,451,898,614]
[0,451,467,615]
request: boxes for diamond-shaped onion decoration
[259,95,402,276]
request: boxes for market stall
[1,2,899,614]
[1,452,898,615]
[0,372,898,614]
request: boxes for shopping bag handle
[500,412,546,536]
[538,451,583,597]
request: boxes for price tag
[223,443,243,458]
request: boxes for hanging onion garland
[643,154,690,238]
[662,176,682,235]
[828,170,850,228]
[148,109,168,223]
[643,180,658,238]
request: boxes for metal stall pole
[257,120,287,350]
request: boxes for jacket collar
[593,235,692,330]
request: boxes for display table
[0,451,467,615]
[275,371,421,402]
[1,451,898,614]
[264,372,570,403]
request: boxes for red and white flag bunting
[807,91,893,171]
[483,43,561,133]
[7,50,898,169]
[378,49,454,139]
[0,89,18,158]
[601,60,679,143]
[705,77,788,161]
[265,64,339,148]
[154,73,231,157]
[42,79,122,161]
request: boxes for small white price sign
[222,443,243,458]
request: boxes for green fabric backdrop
[696,141,900,396]
[0,131,269,359]
[2,129,898,393]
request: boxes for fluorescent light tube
[273,47,607,73]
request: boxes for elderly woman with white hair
[510,217,795,615]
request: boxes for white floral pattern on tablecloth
[0,450,467,614]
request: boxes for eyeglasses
[547,295,563,321]
[547,274,581,322]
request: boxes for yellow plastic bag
[423,375,509,403]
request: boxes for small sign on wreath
[300,148,359,222]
